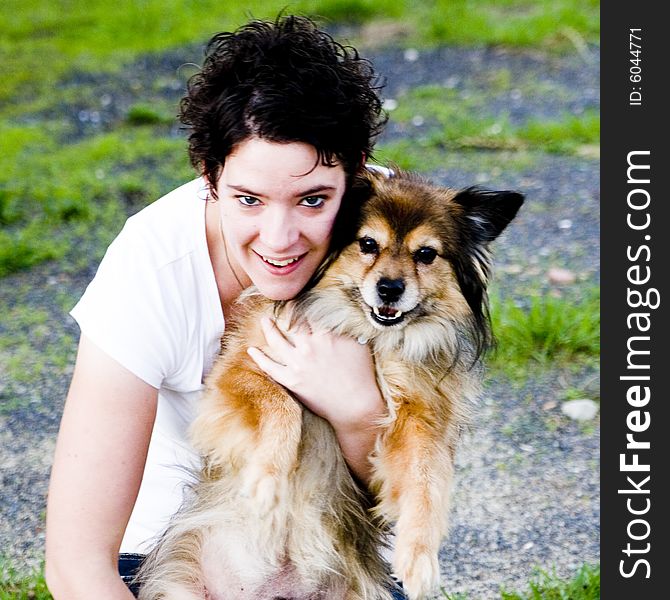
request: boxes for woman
[45,15,399,598]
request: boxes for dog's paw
[240,467,282,514]
[393,546,440,600]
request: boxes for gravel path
[0,41,599,598]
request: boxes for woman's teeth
[262,255,300,267]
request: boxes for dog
[136,169,523,600]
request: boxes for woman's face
[216,137,347,301]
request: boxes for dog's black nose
[377,278,405,303]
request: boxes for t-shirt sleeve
[70,220,179,389]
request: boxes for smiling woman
[212,138,347,303]
[43,14,393,600]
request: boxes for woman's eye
[300,196,325,208]
[237,196,261,206]
[359,237,379,254]
[414,247,438,264]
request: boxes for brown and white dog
[136,169,523,600]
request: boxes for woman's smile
[255,250,307,273]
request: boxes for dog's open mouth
[371,305,405,326]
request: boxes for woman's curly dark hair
[179,15,386,195]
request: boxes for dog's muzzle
[371,278,406,325]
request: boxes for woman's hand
[247,317,387,484]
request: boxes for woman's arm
[247,318,386,485]
[45,335,158,599]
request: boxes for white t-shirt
[70,177,225,553]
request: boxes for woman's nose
[258,207,300,252]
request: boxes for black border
[601,3,669,597]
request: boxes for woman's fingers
[247,346,286,382]
[249,317,307,388]
[260,316,295,351]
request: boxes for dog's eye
[414,247,438,264]
[359,237,379,254]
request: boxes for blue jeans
[390,583,408,599]
[118,554,144,597]
[119,554,407,598]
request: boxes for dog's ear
[447,187,523,358]
[349,168,375,198]
[452,187,524,245]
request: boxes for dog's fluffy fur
[136,170,523,600]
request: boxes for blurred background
[1,1,599,598]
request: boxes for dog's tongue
[379,306,399,317]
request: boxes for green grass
[376,141,539,175]
[499,564,600,600]
[126,103,177,126]
[1,0,599,103]
[421,0,599,49]
[441,564,600,599]
[0,560,51,600]
[489,288,600,374]
[519,112,600,154]
[377,84,600,165]
[0,124,191,277]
